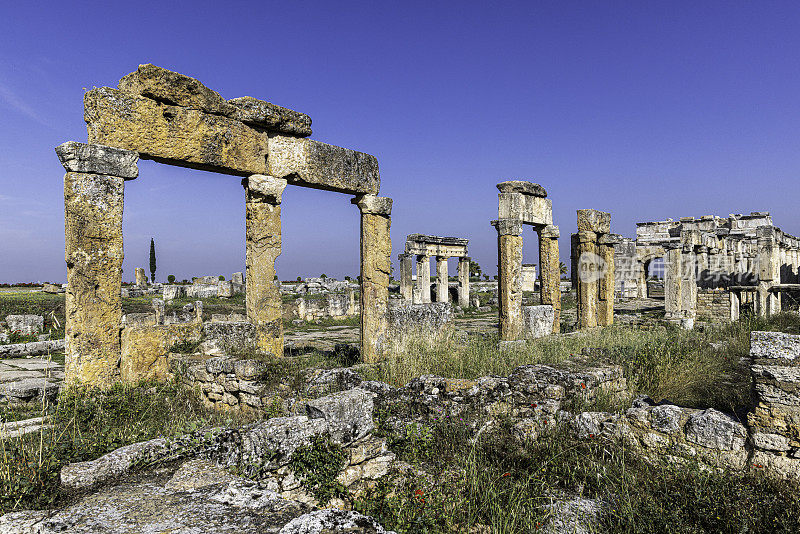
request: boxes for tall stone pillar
[576,230,599,329]
[664,246,683,319]
[697,246,709,288]
[244,175,287,357]
[56,141,139,386]
[398,253,413,301]
[436,256,449,302]
[539,225,561,334]
[597,234,617,327]
[457,257,471,308]
[757,226,780,316]
[416,255,431,303]
[680,248,698,321]
[353,194,393,363]
[493,219,524,341]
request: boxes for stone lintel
[540,225,560,239]
[577,209,611,234]
[85,87,269,177]
[243,175,287,204]
[406,234,469,247]
[117,64,312,136]
[353,194,392,216]
[269,135,380,195]
[55,141,139,179]
[499,193,553,226]
[492,219,523,236]
[496,180,547,197]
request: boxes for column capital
[56,141,139,180]
[577,230,597,243]
[244,175,287,204]
[491,219,523,236]
[352,194,392,215]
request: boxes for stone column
[576,230,599,329]
[664,246,683,319]
[244,175,287,357]
[597,234,617,327]
[436,256,449,303]
[353,194,392,363]
[56,141,139,386]
[416,255,431,304]
[458,257,471,308]
[757,227,780,316]
[539,225,561,334]
[680,247,698,322]
[135,267,147,288]
[696,246,709,288]
[398,253,413,301]
[493,219,524,341]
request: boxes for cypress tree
[149,238,157,283]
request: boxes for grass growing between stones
[357,418,800,533]
[0,380,256,514]
[0,292,65,339]
[380,313,800,413]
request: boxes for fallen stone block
[4,314,44,335]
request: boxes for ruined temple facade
[398,234,470,307]
[614,213,800,326]
[57,64,393,385]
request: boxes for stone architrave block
[523,305,554,339]
[496,181,547,197]
[499,193,553,226]
[267,135,380,195]
[117,64,312,137]
[55,141,139,179]
[85,87,269,176]
[577,209,611,234]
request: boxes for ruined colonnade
[398,234,470,307]
[58,64,393,385]
[570,209,618,329]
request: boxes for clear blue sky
[1,1,799,283]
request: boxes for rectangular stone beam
[268,135,380,195]
[85,87,269,176]
[499,192,553,226]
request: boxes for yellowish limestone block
[85,87,269,176]
[245,177,287,357]
[498,233,523,341]
[598,244,615,327]
[121,323,203,382]
[539,227,561,334]
[64,172,124,386]
[354,195,392,363]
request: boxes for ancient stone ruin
[614,212,800,327]
[491,180,561,340]
[56,64,393,385]
[398,234,470,307]
[570,210,620,329]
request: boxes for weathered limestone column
[398,253,413,301]
[664,246,683,319]
[416,255,431,304]
[436,256,449,303]
[696,246,709,288]
[56,141,138,386]
[493,219,524,341]
[597,234,618,327]
[680,247,698,323]
[539,225,561,334]
[576,230,599,329]
[353,194,392,363]
[135,268,148,288]
[757,226,780,316]
[457,257,471,308]
[244,175,287,357]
